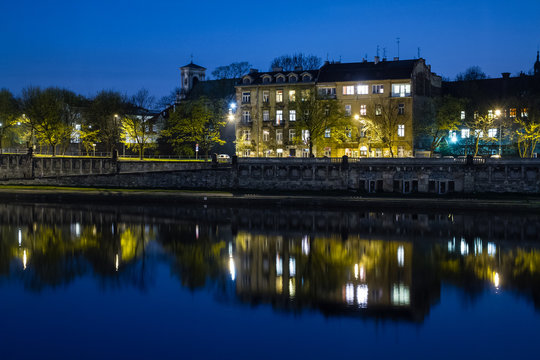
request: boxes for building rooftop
[317,59,420,83]
[180,61,206,70]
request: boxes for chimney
[272,66,283,72]
[393,57,399,61]
[249,68,258,74]
[501,72,510,79]
[374,56,380,64]
[362,58,367,63]
[294,65,303,71]
[323,60,329,66]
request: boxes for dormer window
[262,75,272,84]
[302,74,311,82]
[276,75,285,83]
[242,77,251,85]
[288,74,298,83]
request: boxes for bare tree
[270,53,322,71]
[122,89,157,160]
[456,66,487,81]
[212,62,251,79]
[362,99,402,157]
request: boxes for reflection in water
[0,203,540,323]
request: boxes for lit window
[242,92,251,103]
[276,255,283,275]
[391,284,410,306]
[276,110,283,125]
[289,90,296,102]
[392,84,411,97]
[488,128,497,137]
[325,128,331,138]
[488,109,494,119]
[263,129,269,142]
[375,105,382,116]
[521,108,528,117]
[242,129,251,141]
[449,131,457,143]
[276,90,283,102]
[289,129,295,141]
[475,129,484,138]
[276,148,283,157]
[398,124,405,137]
[276,129,283,144]
[343,85,355,95]
[242,110,251,122]
[360,104,367,116]
[289,257,296,277]
[397,245,405,266]
[345,105,351,116]
[398,104,405,115]
[397,146,404,157]
[263,110,269,121]
[372,84,384,94]
[263,91,269,103]
[509,108,516,118]
[360,146,368,156]
[289,110,296,121]
[460,111,465,120]
[357,85,369,95]
[301,90,310,101]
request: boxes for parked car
[217,154,231,162]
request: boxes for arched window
[243,77,251,84]
[302,74,311,82]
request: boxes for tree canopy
[455,66,487,81]
[211,62,251,80]
[270,53,322,71]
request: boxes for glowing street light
[354,114,360,120]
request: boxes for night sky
[1,0,539,101]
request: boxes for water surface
[0,202,539,359]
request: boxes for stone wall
[1,154,539,194]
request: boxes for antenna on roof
[383,47,387,59]
[190,53,193,63]
[417,47,421,59]
[376,45,380,58]
[326,53,329,61]
[396,37,400,59]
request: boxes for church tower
[179,61,206,100]
[534,50,540,76]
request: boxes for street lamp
[354,114,360,120]
[495,109,502,156]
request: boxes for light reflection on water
[0,202,539,358]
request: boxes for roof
[180,62,206,70]
[317,59,419,83]
[442,75,540,101]
[241,69,319,85]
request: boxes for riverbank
[0,185,539,212]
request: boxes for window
[376,148,382,157]
[345,105,351,116]
[289,90,296,102]
[276,75,285,83]
[449,131,457,143]
[397,146,404,157]
[289,110,296,121]
[325,128,331,138]
[461,128,470,138]
[488,128,497,137]
[262,76,271,84]
[372,85,384,94]
[398,104,405,115]
[243,149,251,157]
[521,108,528,117]
[276,110,283,125]
[276,148,283,157]
[488,110,494,119]
[276,90,283,102]
[343,86,355,95]
[301,129,310,143]
[392,84,411,97]
[460,111,466,120]
[301,90,310,101]
[360,104,367,116]
[263,91,269,103]
[320,87,336,96]
[289,129,295,141]
[263,129,269,142]
[475,129,484,138]
[263,110,270,121]
[375,105,382,116]
[276,129,283,144]
[242,78,251,85]
[357,85,369,94]
[242,110,251,122]
[242,129,251,141]
[242,92,251,103]
[509,108,516,118]
[289,75,297,83]
[302,74,311,82]
[398,124,405,137]
[360,146,368,156]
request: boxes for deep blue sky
[1,0,539,101]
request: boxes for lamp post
[229,102,237,156]
[495,109,502,156]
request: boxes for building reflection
[0,203,539,321]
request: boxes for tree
[161,97,226,159]
[465,114,497,156]
[417,96,465,153]
[362,99,402,157]
[0,89,21,154]
[270,53,322,71]
[212,62,251,79]
[121,89,157,159]
[514,118,540,158]
[456,66,487,81]
[85,91,128,153]
[20,87,81,156]
[292,88,348,157]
